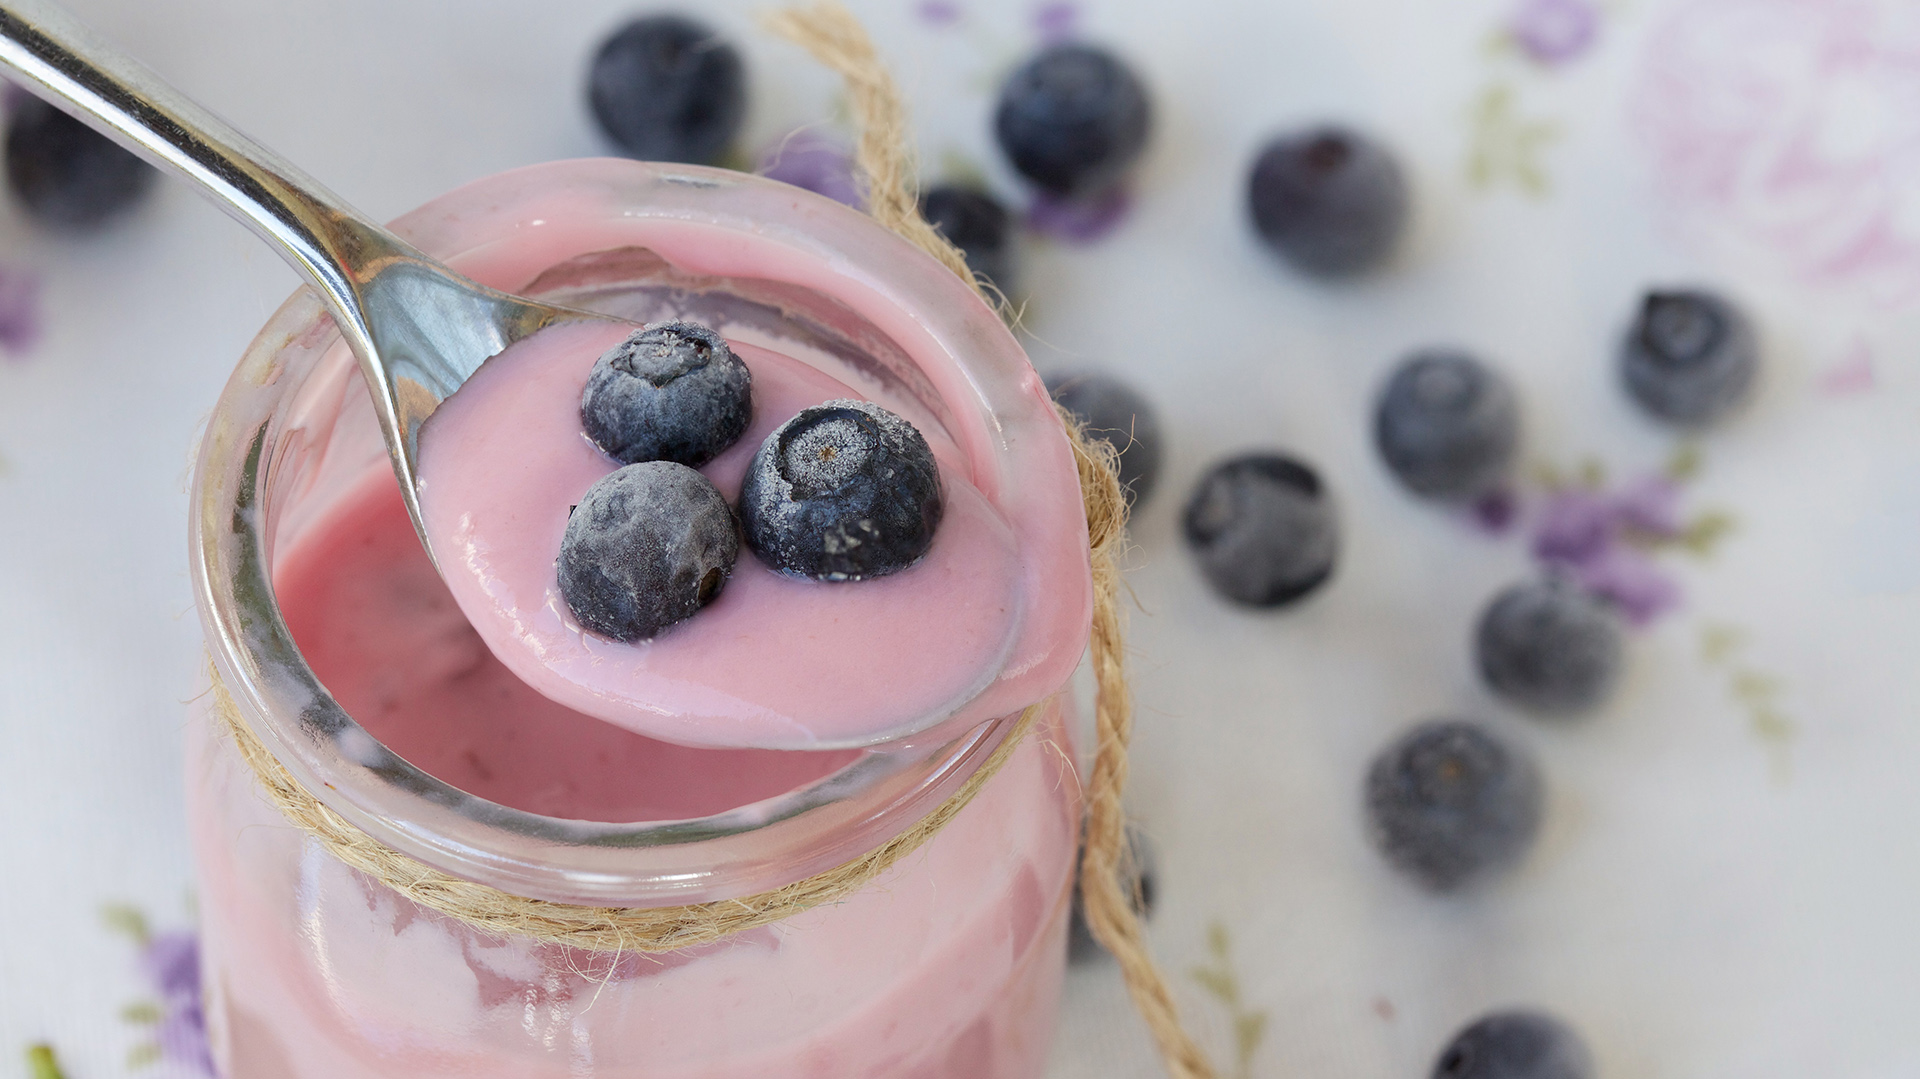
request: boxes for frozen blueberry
[558,462,739,642]
[1248,126,1407,277]
[1069,820,1157,963]
[1046,370,1162,507]
[994,44,1151,197]
[740,399,944,581]
[1433,1011,1595,1079]
[5,96,155,230]
[1476,578,1623,717]
[587,14,747,165]
[1620,288,1757,426]
[920,184,1014,290]
[1375,349,1519,501]
[1183,453,1337,608]
[580,321,752,467]
[1365,719,1542,891]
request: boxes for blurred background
[4,0,1920,1075]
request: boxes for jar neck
[191,160,1087,906]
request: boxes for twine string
[215,3,1215,1076]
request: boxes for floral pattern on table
[1633,0,1920,307]
[1466,0,1619,196]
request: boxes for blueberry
[586,14,747,165]
[1365,719,1542,891]
[1433,1011,1595,1079]
[994,44,1151,197]
[580,321,752,467]
[919,184,1014,290]
[1183,453,1337,608]
[5,96,155,230]
[1476,578,1623,716]
[1620,288,1757,426]
[1375,349,1520,501]
[557,462,739,642]
[1069,820,1157,963]
[1248,126,1407,277]
[739,400,944,581]
[1046,370,1162,507]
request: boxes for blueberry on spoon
[740,400,944,581]
[580,321,752,467]
[558,462,740,642]
[994,43,1151,197]
[1183,453,1337,608]
[587,14,747,165]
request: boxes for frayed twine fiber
[762,7,1215,1075]
[215,3,1214,1076]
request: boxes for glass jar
[186,159,1091,1078]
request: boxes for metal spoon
[0,0,617,567]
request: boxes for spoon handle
[0,0,397,326]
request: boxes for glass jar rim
[190,159,1090,907]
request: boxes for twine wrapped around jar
[212,4,1217,1076]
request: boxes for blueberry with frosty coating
[1069,820,1158,963]
[580,321,751,467]
[1046,370,1162,507]
[1433,1011,1594,1079]
[1375,349,1519,501]
[994,43,1151,197]
[1248,126,1407,277]
[920,184,1015,290]
[1476,578,1623,716]
[1621,288,1757,426]
[1365,719,1542,891]
[557,462,739,642]
[1183,453,1337,608]
[740,399,944,581]
[587,14,747,165]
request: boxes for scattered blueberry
[1069,820,1157,962]
[1365,719,1542,891]
[1046,370,1162,507]
[1183,453,1337,608]
[1375,349,1520,501]
[580,321,752,467]
[1476,578,1623,717]
[1432,1011,1595,1079]
[1247,126,1407,277]
[586,14,747,165]
[994,43,1151,197]
[4,96,155,230]
[1620,288,1757,426]
[557,462,739,642]
[920,184,1014,290]
[739,399,944,581]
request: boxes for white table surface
[5,0,1920,1076]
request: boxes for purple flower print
[0,264,44,359]
[916,0,962,27]
[758,130,861,208]
[1530,477,1687,625]
[1034,2,1081,44]
[141,929,215,1075]
[1025,185,1132,243]
[1509,0,1602,67]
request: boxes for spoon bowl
[0,0,629,566]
